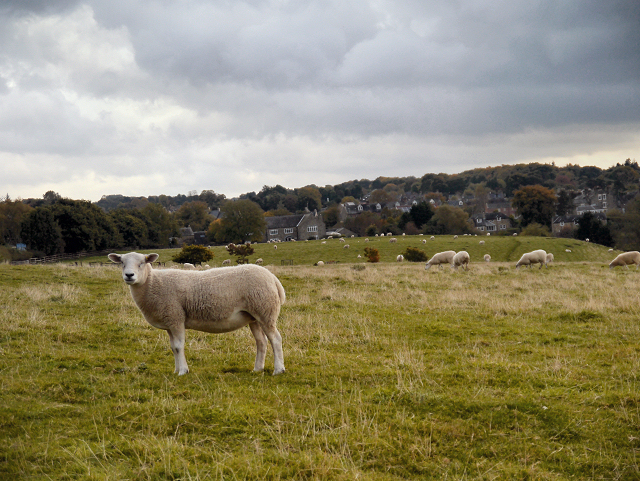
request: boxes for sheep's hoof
[272,368,286,376]
[176,368,189,375]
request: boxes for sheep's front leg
[167,327,189,375]
[249,322,268,372]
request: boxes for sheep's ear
[108,253,122,264]
[146,254,159,263]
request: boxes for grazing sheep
[256,258,263,265]
[453,235,458,239]
[340,238,345,242]
[546,253,554,264]
[317,261,324,266]
[389,238,397,243]
[343,244,350,249]
[516,249,548,269]
[422,239,427,244]
[274,245,277,250]
[609,251,640,269]
[204,265,210,269]
[484,254,491,262]
[513,233,518,236]
[479,240,485,245]
[608,248,614,252]
[183,263,195,270]
[108,252,286,376]
[364,238,369,242]
[396,255,404,262]
[321,241,326,244]
[425,250,456,270]
[222,259,231,266]
[357,255,362,258]
[565,249,571,253]
[487,233,490,236]
[452,251,470,270]
[430,236,435,240]
[586,238,590,242]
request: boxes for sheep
[484,254,491,262]
[513,233,518,236]
[425,250,456,270]
[586,238,590,242]
[274,245,277,250]
[516,249,548,269]
[396,255,404,262]
[422,239,427,244]
[108,252,286,375]
[546,253,554,264]
[256,258,263,265]
[430,236,435,240]
[565,249,571,253]
[317,261,324,266]
[340,238,345,242]
[609,251,640,269]
[389,238,397,243]
[487,233,490,236]
[452,251,470,270]
[222,259,231,266]
[364,238,369,242]
[453,235,458,239]
[608,248,614,252]
[357,255,362,258]
[479,240,485,245]
[204,264,210,269]
[183,263,195,270]
[343,244,350,249]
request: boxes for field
[1,236,639,479]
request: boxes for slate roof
[265,214,305,229]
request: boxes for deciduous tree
[512,185,557,227]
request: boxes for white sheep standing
[546,253,554,264]
[425,250,456,270]
[452,251,470,270]
[389,238,397,243]
[396,255,404,262]
[516,249,548,269]
[484,254,491,262]
[609,251,640,269]
[109,252,286,375]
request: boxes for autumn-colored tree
[426,205,472,235]
[363,247,380,263]
[512,185,557,227]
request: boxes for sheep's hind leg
[167,327,189,375]
[249,322,268,372]
[261,324,285,375]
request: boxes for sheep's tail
[275,277,286,305]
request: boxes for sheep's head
[108,252,159,285]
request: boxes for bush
[364,247,380,263]
[402,247,428,262]
[227,243,255,264]
[521,223,550,237]
[172,244,214,264]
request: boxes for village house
[552,213,607,236]
[485,199,517,217]
[264,210,326,242]
[470,212,513,233]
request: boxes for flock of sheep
[107,240,640,378]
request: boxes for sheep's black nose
[125,273,134,279]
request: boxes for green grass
[82,234,618,267]
[1,237,639,479]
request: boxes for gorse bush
[402,246,428,262]
[171,244,214,264]
[227,243,255,264]
[363,246,380,263]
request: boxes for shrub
[402,247,428,262]
[227,243,255,264]
[521,223,550,237]
[364,247,380,263]
[172,244,214,264]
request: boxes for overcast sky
[1,0,639,202]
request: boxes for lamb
[609,251,640,269]
[546,253,554,264]
[396,255,404,262]
[452,251,470,270]
[109,252,286,375]
[516,249,548,269]
[484,254,491,262]
[424,250,456,270]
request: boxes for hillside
[94,235,617,267]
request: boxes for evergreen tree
[20,207,65,255]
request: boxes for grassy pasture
[1,237,639,479]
